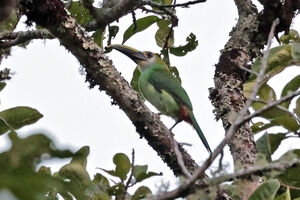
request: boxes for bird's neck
[138,63,169,73]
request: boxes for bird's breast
[138,77,180,119]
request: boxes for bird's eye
[146,52,153,58]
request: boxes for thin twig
[205,160,298,187]
[141,0,206,8]
[122,149,135,200]
[253,98,300,124]
[171,136,192,178]
[249,18,280,102]
[140,7,165,16]
[131,10,137,32]
[162,0,178,55]
[239,65,259,76]
[280,179,300,191]
[146,18,281,200]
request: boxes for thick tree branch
[209,0,259,172]
[19,0,199,176]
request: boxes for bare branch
[205,160,298,188]
[249,18,279,102]
[0,29,54,48]
[122,149,135,199]
[253,98,300,125]
[238,65,258,76]
[171,136,192,179]
[280,179,300,191]
[140,7,165,15]
[141,0,206,8]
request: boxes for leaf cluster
[0,79,161,200]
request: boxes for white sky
[0,0,300,194]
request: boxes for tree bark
[19,0,200,176]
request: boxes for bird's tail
[187,109,212,153]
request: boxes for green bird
[110,44,211,153]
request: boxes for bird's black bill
[109,44,147,63]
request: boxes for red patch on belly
[178,105,192,125]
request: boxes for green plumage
[110,44,211,153]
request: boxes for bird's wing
[148,68,193,110]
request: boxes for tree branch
[0,29,54,48]
[141,0,206,8]
[19,0,199,176]
[205,160,297,188]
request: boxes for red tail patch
[178,105,192,125]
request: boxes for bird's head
[109,44,166,71]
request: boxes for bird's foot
[169,120,182,131]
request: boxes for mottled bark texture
[19,0,199,176]
[208,1,298,198]
[209,0,298,171]
[0,0,19,63]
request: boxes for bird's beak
[109,44,147,63]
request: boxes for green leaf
[92,194,111,200]
[256,133,272,162]
[280,75,300,108]
[107,182,124,196]
[273,150,300,198]
[157,19,171,28]
[108,25,119,44]
[130,67,141,94]
[0,106,43,135]
[152,0,173,5]
[250,84,300,132]
[59,146,91,190]
[132,186,152,200]
[68,2,93,25]
[123,16,160,44]
[0,82,6,92]
[251,122,277,134]
[270,116,300,132]
[244,45,293,98]
[268,133,287,154]
[155,26,174,48]
[274,187,291,200]
[291,43,300,64]
[133,165,147,179]
[294,97,300,119]
[133,165,161,183]
[170,33,198,56]
[280,29,300,44]
[92,173,110,186]
[0,120,9,136]
[92,28,105,48]
[248,179,280,200]
[101,153,131,180]
[113,153,131,181]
